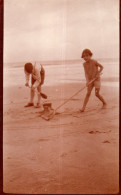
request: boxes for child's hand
[31,86,36,90]
[40,81,44,85]
[96,72,100,78]
[25,83,29,87]
[86,82,89,87]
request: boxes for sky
[4,0,119,62]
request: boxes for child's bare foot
[35,103,43,110]
[34,103,41,108]
[24,102,34,107]
[102,103,107,109]
[80,108,85,112]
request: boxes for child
[24,62,45,108]
[80,49,107,112]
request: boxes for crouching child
[24,62,45,108]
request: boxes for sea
[3,58,119,88]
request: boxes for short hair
[24,63,33,73]
[81,49,93,58]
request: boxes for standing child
[80,49,107,112]
[24,62,45,108]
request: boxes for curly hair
[81,49,93,58]
[24,63,33,73]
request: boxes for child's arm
[24,69,30,86]
[32,67,41,89]
[40,66,45,85]
[96,61,104,76]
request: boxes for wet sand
[3,82,119,194]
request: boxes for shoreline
[3,77,119,88]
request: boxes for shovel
[28,86,47,99]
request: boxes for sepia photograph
[3,0,119,194]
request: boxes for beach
[3,60,119,194]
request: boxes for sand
[3,82,119,194]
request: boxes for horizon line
[3,57,119,64]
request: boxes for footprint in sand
[102,140,110,143]
[89,131,95,134]
[89,130,111,134]
[30,157,36,160]
[74,149,78,152]
[60,152,67,157]
[38,138,49,142]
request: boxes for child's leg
[29,77,35,103]
[24,78,35,107]
[95,88,107,107]
[37,85,41,105]
[80,85,93,112]
[30,87,35,103]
